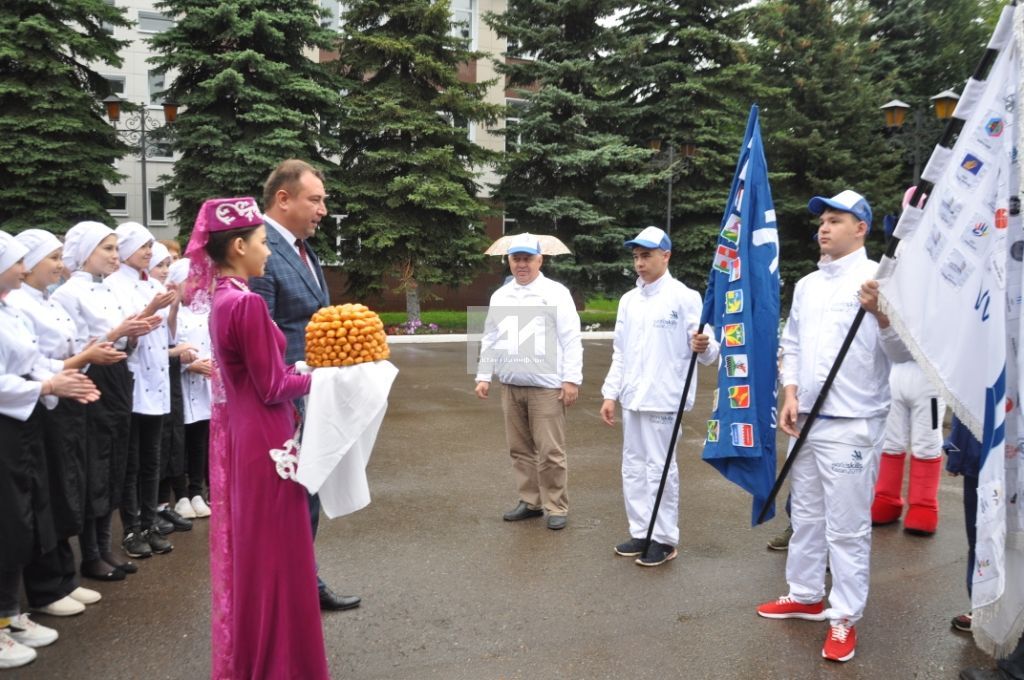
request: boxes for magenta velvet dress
[208,276,328,680]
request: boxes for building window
[450,0,474,46]
[102,75,125,96]
[137,10,173,33]
[320,0,350,31]
[149,190,167,223]
[150,141,174,159]
[107,193,128,216]
[102,0,117,34]
[148,69,166,105]
[502,214,516,235]
[504,98,527,153]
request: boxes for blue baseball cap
[624,226,671,250]
[808,190,873,231]
[507,232,542,256]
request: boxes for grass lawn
[381,297,618,334]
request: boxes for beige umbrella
[484,234,572,256]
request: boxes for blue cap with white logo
[624,226,671,251]
[808,190,873,231]
[507,232,542,256]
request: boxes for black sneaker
[614,537,647,557]
[144,528,173,555]
[122,531,153,559]
[635,541,678,567]
[158,507,193,532]
[502,501,544,522]
[153,516,175,535]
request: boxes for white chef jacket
[106,265,170,416]
[475,272,583,388]
[601,272,719,412]
[176,304,212,424]
[0,299,60,421]
[7,285,78,360]
[51,271,131,352]
[780,247,910,418]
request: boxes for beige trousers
[500,383,568,515]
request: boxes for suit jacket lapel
[269,225,326,303]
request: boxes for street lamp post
[880,90,960,185]
[102,95,178,228]
[649,140,698,242]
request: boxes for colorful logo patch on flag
[985,117,1005,138]
[956,153,987,188]
[723,323,745,347]
[721,215,741,245]
[731,422,754,447]
[714,245,738,273]
[725,354,749,378]
[728,385,750,409]
[961,154,984,174]
[725,290,743,314]
[729,258,742,282]
[707,420,720,443]
[711,388,719,410]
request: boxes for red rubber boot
[904,456,942,535]
[871,451,906,525]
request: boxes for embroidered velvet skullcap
[62,221,114,272]
[0,231,29,274]
[116,221,156,261]
[182,197,263,306]
[15,229,62,271]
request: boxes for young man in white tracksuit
[600,226,719,567]
[756,190,910,663]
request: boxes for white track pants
[621,409,679,547]
[882,361,945,459]
[786,415,884,625]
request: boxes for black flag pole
[753,35,1005,525]
[640,322,706,559]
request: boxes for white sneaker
[68,587,101,605]
[174,497,197,519]
[8,614,57,648]
[0,629,37,668]
[31,596,85,617]
[191,495,211,518]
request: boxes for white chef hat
[0,231,29,275]
[15,229,63,272]
[115,221,155,261]
[62,221,114,272]
[166,257,190,286]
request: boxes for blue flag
[700,105,780,526]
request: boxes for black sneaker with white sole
[614,538,647,556]
[635,541,678,567]
[122,531,153,559]
[144,528,173,555]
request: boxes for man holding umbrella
[474,233,582,530]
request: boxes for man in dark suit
[249,158,361,612]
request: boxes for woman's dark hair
[205,225,261,266]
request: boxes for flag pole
[641,321,706,558]
[754,32,1008,525]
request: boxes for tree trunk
[405,278,421,325]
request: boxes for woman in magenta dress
[184,197,328,680]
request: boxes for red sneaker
[822,621,857,662]
[756,595,827,621]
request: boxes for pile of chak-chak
[305,303,390,367]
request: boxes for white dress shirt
[601,272,719,412]
[475,272,583,388]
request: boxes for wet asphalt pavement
[14,340,994,679]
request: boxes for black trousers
[120,414,164,533]
[23,540,76,608]
[185,419,210,498]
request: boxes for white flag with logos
[877,4,1021,656]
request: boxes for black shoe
[158,507,193,532]
[81,558,126,582]
[959,669,1012,680]
[101,552,137,575]
[153,516,175,535]
[144,528,173,554]
[635,541,678,567]
[547,514,567,530]
[122,531,153,559]
[614,537,646,556]
[319,586,361,611]
[502,501,544,522]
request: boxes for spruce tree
[486,1,659,297]
[747,0,902,304]
[148,0,340,235]
[611,0,771,291]
[0,0,130,232]
[328,1,502,320]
